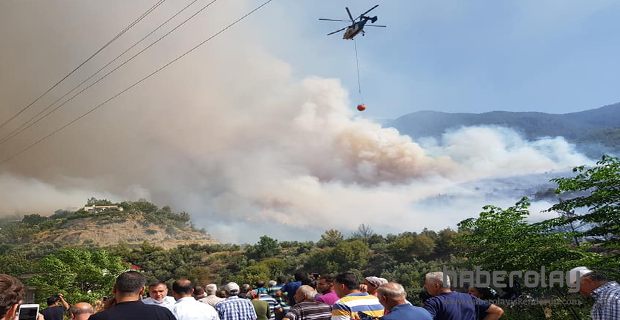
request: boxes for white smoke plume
[0,1,592,242]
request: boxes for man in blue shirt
[281,273,308,306]
[423,272,504,320]
[377,282,431,320]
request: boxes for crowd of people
[0,266,618,320]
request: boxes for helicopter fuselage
[343,20,368,40]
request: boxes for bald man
[171,279,219,320]
[70,302,94,320]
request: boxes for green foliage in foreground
[0,156,618,320]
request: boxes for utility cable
[0,0,274,165]
[0,0,166,132]
[0,0,218,146]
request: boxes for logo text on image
[441,266,582,293]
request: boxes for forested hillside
[0,157,618,320]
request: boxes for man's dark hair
[294,272,307,282]
[583,271,608,282]
[148,281,167,288]
[335,272,358,290]
[0,274,24,318]
[115,271,146,294]
[172,279,194,295]
[320,274,335,283]
[194,286,205,295]
[276,276,286,284]
[46,295,60,306]
[256,281,265,288]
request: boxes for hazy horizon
[0,0,613,242]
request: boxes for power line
[0,0,219,146]
[0,0,166,132]
[0,0,274,165]
[0,0,211,145]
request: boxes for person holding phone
[0,274,44,320]
[41,294,69,320]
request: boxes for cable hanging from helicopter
[319,5,386,112]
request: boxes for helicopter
[319,5,386,40]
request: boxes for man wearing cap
[201,284,225,307]
[362,277,387,297]
[215,282,258,320]
[570,267,620,320]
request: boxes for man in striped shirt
[572,268,620,320]
[331,273,384,320]
[283,285,331,320]
[258,292,282,320]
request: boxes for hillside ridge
[0,199,217,249]
[388,102,620,156]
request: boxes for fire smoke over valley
[0,1,595,242]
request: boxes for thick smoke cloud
[0,1,591,242]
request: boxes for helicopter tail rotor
[359,5,379,19]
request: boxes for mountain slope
[388,102,620,155]
[0,200,217,249]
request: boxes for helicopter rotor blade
[359,5,379,18]
[345,7,355,22]
[327,27,347,35]
[318,18,349,22]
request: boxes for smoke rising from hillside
[0,1,592,242]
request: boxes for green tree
[317,229,344,248]
[457,197,592,272]
[331,240,370,272]
[28,248,126,304]
[548,155,620,252]
[246,236,281,260]
[86,197,113,206]
[21,214,47,225]
[388,233,436,262]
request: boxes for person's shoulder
[143,303,173,313]
[147,304,176,319]
[142,297,155,304]
[424,294,444,307]
[87,309,110,320]
[163,296,176,303]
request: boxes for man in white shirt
[172,279,220,320]
[143,281,176,310]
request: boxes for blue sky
[257,0,620,119]
[0,0,615,242]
